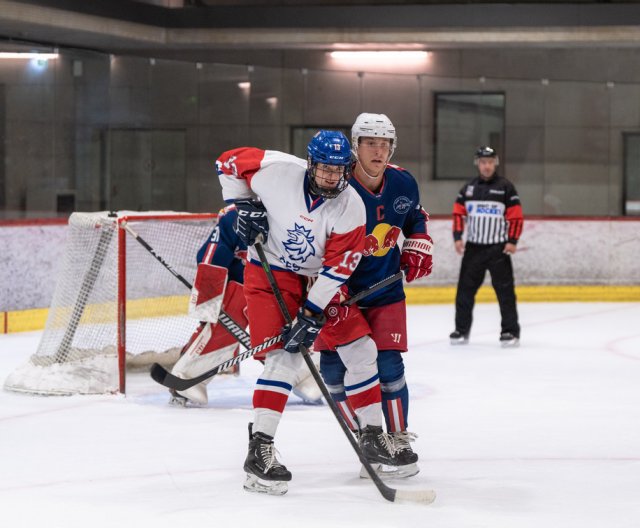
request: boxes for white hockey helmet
[351,113,397,159]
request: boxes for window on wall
[623,133,640,216]
[290,126,351,160]
[433,92,505,180]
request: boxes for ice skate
[358,424,422,478]
[360,429,420,479]
[243,424,291,496]
[500,332,520,348]
[449,330,469,345]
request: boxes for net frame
[116,212,218,393]
[4,211,219,395]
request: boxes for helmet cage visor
[307,161,351,199]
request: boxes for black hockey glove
[234,200,269,246]
[282,308,326,353]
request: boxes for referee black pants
[454,242,520,337]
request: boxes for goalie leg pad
[188,263,228,323]
[290,352,323,405]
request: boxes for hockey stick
[149,263,403,390]
[122,222,251,349]
[254,239,435,505]
[343,271,403,306]
[150,334,282,391]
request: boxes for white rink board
[3,218,639,311]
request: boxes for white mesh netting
[4,211,218,395]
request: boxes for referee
[449,146,524,347]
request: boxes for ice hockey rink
[1,302,639,528]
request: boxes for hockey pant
[171,280,248,404]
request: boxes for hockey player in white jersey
[167,204,323,407]
[217,131,405,495]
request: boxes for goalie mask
[351,113,397,162]
[306,130,352,199]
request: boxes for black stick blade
[150,363,171,386]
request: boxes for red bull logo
[362,224,401,257]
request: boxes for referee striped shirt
[452,174,524,245]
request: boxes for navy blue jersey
[347,164,429,307]
[196,205,247,284]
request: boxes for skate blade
[360,462,420,480]
[501,338,520,348]
[168,394,189,407]
[168,394,203,408]
[450,338,469,345]
[243,473,288,496]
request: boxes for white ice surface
[1,303,640,528]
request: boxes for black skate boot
[499,332,520,348]
[450,330,469,345]
[391,431,419,465]
[243,423,291,496]
[357,425,412,479]
[388,431,420,478]
[359,427,420,480]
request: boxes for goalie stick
[150,334,282,391]
[254,239,435,505]
[122,221,251,349]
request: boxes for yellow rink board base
[405,284,640,305]
[3,286,640,334]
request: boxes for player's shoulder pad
[385,163,417,182]
[385,164,419,192]
[337,185,366,220]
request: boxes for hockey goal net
[4,211,220,395]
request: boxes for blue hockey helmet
[306,130,352,198]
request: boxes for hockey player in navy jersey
[315,113,434,479]
[217,131,408,496]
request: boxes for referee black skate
[449,146,524,348]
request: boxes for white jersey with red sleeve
[216,147,366,312]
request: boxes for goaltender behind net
[167,203,322,407]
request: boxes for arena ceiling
[3,0,640,59]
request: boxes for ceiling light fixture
[0,52,59,60]
[329,51,429,66]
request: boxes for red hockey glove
[324,285,350,327]
[400,234,434,283]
